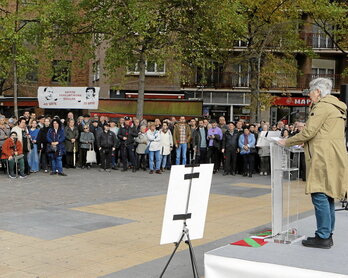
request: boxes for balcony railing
[182,73,341,90]
[300,32,335,49]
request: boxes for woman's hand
[278,139,286,146]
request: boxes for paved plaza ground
[0,168,314,278]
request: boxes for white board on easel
[160,164,214,245]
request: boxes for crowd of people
[0,111,305,179]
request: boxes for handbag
[86,145,97,163]
[47,144,57,153]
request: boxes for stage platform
[205,211,348,278]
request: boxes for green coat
[64,126,79,153]
[285,95,348,199]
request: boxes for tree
[36,0,242,119]
[0,0,42,117]
[300,0,348,58]
[228,0,310,122]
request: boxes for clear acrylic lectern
[266,141,305,244]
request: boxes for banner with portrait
[38,87,100,109]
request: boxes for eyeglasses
[84,128,89,130]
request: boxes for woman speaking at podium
[279,77,348,249]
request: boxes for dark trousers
[207,146,220,171]
[236,153,243,174]
[242,153,254,174]
[224,148,237,173]
[260,156,270,173]
[65,152,76,167]
[170,146,176,166]
[121,144,136,170]
[100,148,112,169]
[24,152,30,175]
[196,147,207,164]
[41,151,49,171]
[137,153,147,170]
[79,148,88,167]
[94,143,100,164]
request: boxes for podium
[267,142,305,244]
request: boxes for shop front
[271,96,312,124]
[184,90,251,121]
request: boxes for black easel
[336,193,348,211]
[159,164,201,278]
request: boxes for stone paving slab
[0,167,314,277]
[0,208,134,240]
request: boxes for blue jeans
[311,193,335,239]
[49,154,63,174]
[149,150,160,170]
[160,154,169,168]
[28,144,39,172]
[175,143,187,165]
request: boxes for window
[231,63,249,87]
[52,60,72,83]
[127,61,166,75]
[92,61,100,82]
[312,68,335,86]
[312,25,334,48]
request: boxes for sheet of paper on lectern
[160,164,214,245]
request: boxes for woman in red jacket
[1,132,27,178]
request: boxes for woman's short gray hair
[309,78,332,97]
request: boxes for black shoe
[121,169,128,172]
[155,170,162,174]
[58,172,67,176]
[243,173,247,177]
[306,234,333,247]
[8,174,16,179]
[112,166,118,170]
[302,234,332,249]
[213,170,217,174]
[50,172,57,175]
[149,170,154,174]
[19,174,27,179]
[248,173,252,178]
[230,172,236,176]
[223,172,228,176]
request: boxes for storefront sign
[38,87,100,109]
[273,97,312,106]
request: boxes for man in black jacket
[97,123,116,172]
[117,116,138,172]
[90,120,102,164]
[192,119,208,163]
[222,122,239,175]
[37,117,51,173]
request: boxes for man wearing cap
[117,116,138,172]
[78,114,91,133]
[1,132,27,178]
[97,123,117,172]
